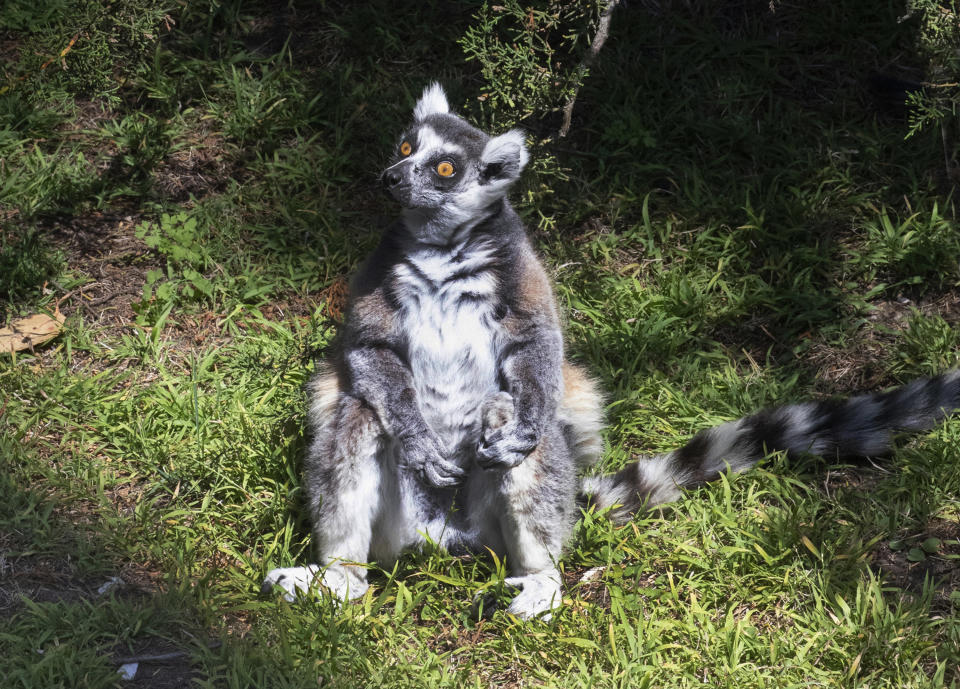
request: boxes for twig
[0,34,79,96]
[558,0,620,139]
[941,121,955,181]
[549,145,618,159]
[82,289,140,309]
[115,641,222,665]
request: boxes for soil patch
[806,288,960,395]
[873,518,960,611]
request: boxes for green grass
[2,1,959,687]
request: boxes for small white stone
[118,663,138,680]
[579,566,606,583]
[97,576,124,595]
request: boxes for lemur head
[381,83,529,241]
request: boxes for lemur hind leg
[471,393,581,619]
[500,427,579,619]
[263,370,385,602]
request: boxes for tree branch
[558,0,620,139]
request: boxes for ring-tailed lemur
[262,83,960,619]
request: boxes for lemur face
[381,83,528,220]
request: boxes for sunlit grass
[1,1,959,687]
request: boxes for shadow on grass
[3,5,958,682]
[0,466,213,686]
[564,0,954,359]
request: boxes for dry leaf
[0,308,65,354]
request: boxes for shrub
[459,0,609,130]
[5,0,170,101]
[905,0,960,147]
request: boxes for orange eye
[436,161,455,177]
[400,141,412,156]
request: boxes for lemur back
[263,83,960,620]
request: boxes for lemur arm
[344,343,426,440]
[477,249,565,469]
[499,324,563,433]
[343,289,466,486]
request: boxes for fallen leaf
[0,308,65,354]
[906,547,926,562]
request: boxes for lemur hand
[476,392,539,469]
[476,421,540,469]
[398,429,465,487]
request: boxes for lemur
[263,83,960,619]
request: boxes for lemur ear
[480,129,529,183]
[413,82,450,121]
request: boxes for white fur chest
[391,244,503,452]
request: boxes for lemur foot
[504,569,563,621]
[481,391,515,430]
[261,563,369,602]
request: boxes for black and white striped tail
[581,372,960,523]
